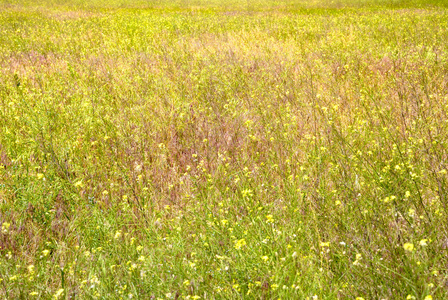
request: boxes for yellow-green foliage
[0,0,447,299]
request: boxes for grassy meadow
[1,0,448,298]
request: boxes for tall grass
[0,0,447,298]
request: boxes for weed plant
[0,0,447,298]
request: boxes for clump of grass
[0,0,447,298]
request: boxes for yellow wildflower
[419,239,428,246]
[53,289,64,299]
[74,180,83,188]
[234,238,247,250]
[403,243,414,252]
[1,222,10,234]
[28,265,35,274]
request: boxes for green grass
[0,0,447,299]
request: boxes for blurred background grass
[2,0,448,10]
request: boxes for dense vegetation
[1,0,447,298]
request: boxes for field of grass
[1,0,448,298]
